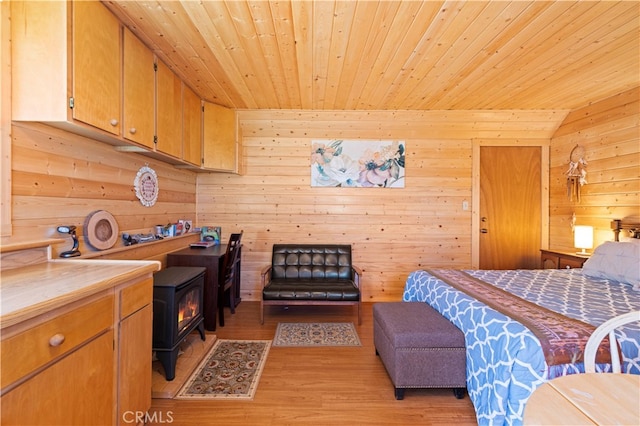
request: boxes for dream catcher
[566,145,587,202]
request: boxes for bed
[402,220,640,425]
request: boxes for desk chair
[584,310,640,373]
[218,232,243,327]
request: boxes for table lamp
[574,225,593,255]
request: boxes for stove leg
[157,348,178,381]
[197,320,206,341]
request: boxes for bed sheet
[402,268,640,426]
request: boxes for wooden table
[166,244,241,331]
[523,373,640,425]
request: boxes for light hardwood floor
[148,302,477,425]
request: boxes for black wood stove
[152,266,206,381]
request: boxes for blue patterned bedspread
[402,268,640,426]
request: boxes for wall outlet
[462,200,469,211]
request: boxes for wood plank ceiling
[103,0,640,111]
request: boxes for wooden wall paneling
[196,109,562,302]
[1,0,11,236]
[9,122,197,260]
[549,87,640,251]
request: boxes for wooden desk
[166,244,242,331]
[523,373,640,425]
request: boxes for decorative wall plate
[134,165,159,207]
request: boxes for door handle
[480,228,488,233]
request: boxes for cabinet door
[118,304,152,422]
[72,0,121,135]
[183,84,203,166]
[123,28,155,148]
[156,60,183,158]
[0,331,115,425]
[203,102,237,171]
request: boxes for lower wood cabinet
[1,331,115,425]
[117,278,153,423]
[1,277,153,425]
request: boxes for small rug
[175,339,271,400]
[273,322,361,347]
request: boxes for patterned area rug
[175,339,271,400]
[273,322,361,347]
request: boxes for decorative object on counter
[565,144,587,202]
[56,225,81,258]
[134,165,159,207]
[163,223,176,237]
[200,226,221,244]
[83,210,119,250]
[122,233,162,246]
[178,219,192,234]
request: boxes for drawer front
[120,277,152,319]
[1,295,114,391]
[559,257,586,269]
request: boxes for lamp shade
[574,225,594,254]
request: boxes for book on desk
[190,241,216,249]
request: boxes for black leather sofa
[260,244,362,324]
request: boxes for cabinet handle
[49,333,65,347]
[110,119,119,127]
[129,127,137,134]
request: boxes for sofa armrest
[261,265,272,288]
[352,265,362,289]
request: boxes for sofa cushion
[271,245,352,280]
[263,279,359,301]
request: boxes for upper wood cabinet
[72,1,121,135]
[12,1,121,135]
[183,84,203,166]
[11,0,232,172]
[123,27,155,148]
[203,102,238,172]
[156,60,183,159]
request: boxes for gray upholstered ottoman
[373,302,466,400]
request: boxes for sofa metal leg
[453,388,465,399]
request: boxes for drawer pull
[49,333,66,347]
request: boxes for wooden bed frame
[611,219,640,241]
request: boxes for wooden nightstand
[540,249,589,269]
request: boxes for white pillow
[582,241,640,290]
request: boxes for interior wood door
[479,146,541,269]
